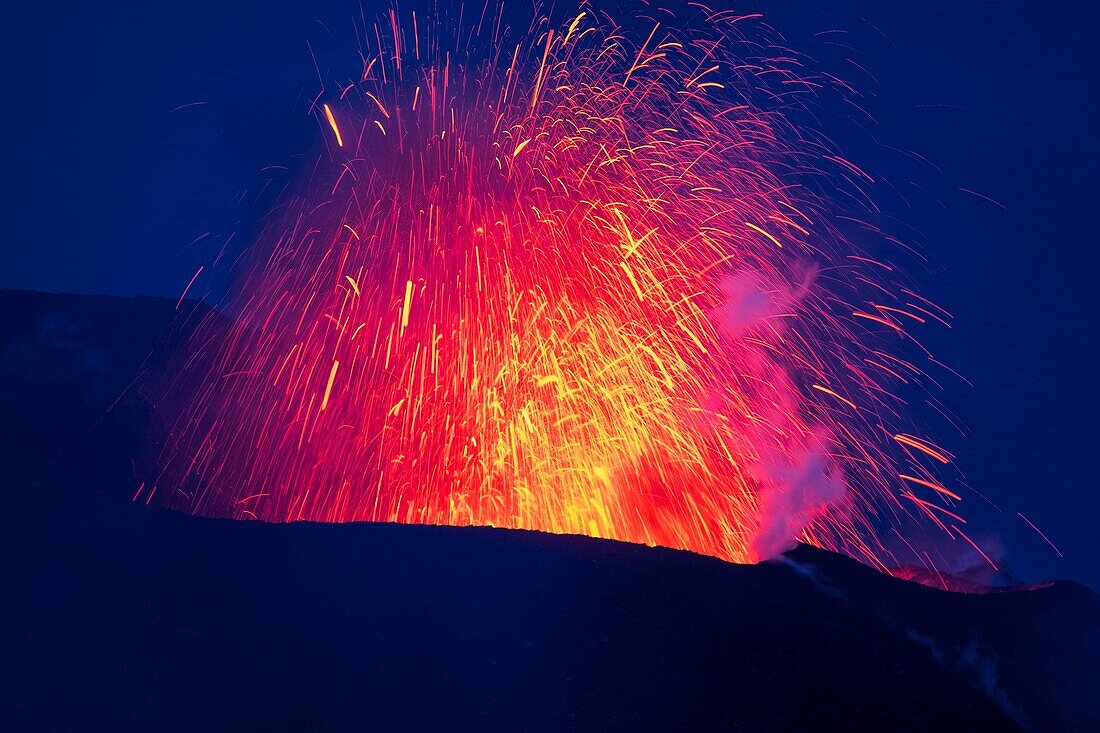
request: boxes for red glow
[154,4,965,568]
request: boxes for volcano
[2,288,1098,731]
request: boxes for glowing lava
[153,3,964,567]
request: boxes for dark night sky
[2,1,1097,589]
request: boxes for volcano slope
[2,289,1097,731]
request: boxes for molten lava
[154,3,964,567]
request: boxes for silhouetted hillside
[2,289,1097,731]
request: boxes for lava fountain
[152,2,965,567]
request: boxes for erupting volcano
[153,2,964,567]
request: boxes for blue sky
[2,0,1097,587]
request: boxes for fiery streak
[176,266,203,310]
[153,4,966,567]
[322,103,344,147]
[321,360,339,412]
[1018,511,1064,557]
[899,474,962,501]
[953,525,999,571]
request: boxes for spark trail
[153,3,963,567]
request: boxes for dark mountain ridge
[2,288,1097,731]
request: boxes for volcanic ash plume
[153,4,961,566]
